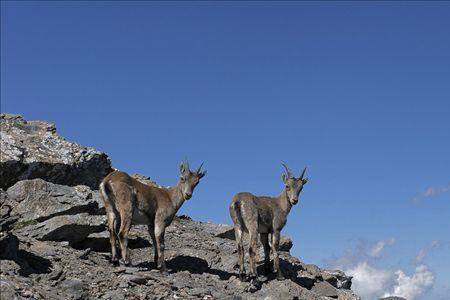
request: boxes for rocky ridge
[0,114,112,190]
[1,114,361,300]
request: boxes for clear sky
[1,2,449,299]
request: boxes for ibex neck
[168,183,185,211]
[278,189,293,214]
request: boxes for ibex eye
[180,177,185,182]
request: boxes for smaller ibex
[100,160,206,274]
[229,163,308,281]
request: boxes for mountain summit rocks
[0,114,112,189]
[1,114,361,300]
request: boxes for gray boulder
[7,179,103,222]
[0,114,112,189]
[311,281,339,298]
[0,189,19,232]
[323,269,353,289]
[16,213,105,244]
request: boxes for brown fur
[99,161,206,274]
[229,164,308,280]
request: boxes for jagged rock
[0,189,12,217]
[15,213,105,244]
[0,232,52,276]
[312,281,339,298]
[0,259,21,275]
[0,279,22,300]
[118,274,148,285]
[102,291,126,300]
[6,179,103,222]
[337,289,363,300]
[59,278,87,300]
[131,173,161,187]
[0,114,112,189]
[0,189,19,232]
[323,269,353,289]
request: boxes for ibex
[229,164,308,281]
[99,160,206,274]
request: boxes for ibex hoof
[246,277,262,293]
[120,259,131,266]
[160,268,169,276]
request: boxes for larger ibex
[229,163,308,281]
[99,160,206,274]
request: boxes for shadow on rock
[253,258,314,289]
[0,233,52,276]
[17,249,52,276]
[165,255,237,280]
[71,236,151,252]
[0,160,112,190]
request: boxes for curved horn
[299,167,307,179]
[281,163,293,178]
[195,162,204,174]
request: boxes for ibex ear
[180,161,188,174]
[198,170,207,179]
[302,177,309,185]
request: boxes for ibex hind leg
[234,226,246,281]
[247,227,258,281]
[100,182,120,265]
[106,211,119,265]
[115,184,134,266]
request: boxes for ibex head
[179,160,207,200]
[281,163,308,205]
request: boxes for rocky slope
[0,114,112,190]
[1,114,361,300]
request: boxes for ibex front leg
[272,231,283,280]
[155,222,168,275]
[147,225,158,268]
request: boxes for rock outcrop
[0,114,112,189]
[0,114,361,300]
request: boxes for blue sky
[1,2,449,299]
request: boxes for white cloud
[345,263,434,300]
[345,262,395,300]
[415,241,440,264]
[331,238,396,268]
[331,239,436,300]
[368,238,396,258]
[384,264,434,300]
[413,183,450,203]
